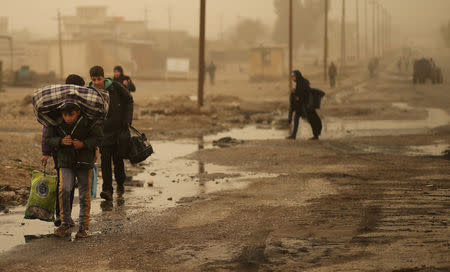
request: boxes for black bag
[127,126,154,164]
[310,88,325,109]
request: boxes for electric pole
[324,0,328,82]
[57,10,64,80]
[356,0,360,60]
[340,0,346,73]
[372,0,376,57]
[289,0,293,90]
[365,0,368,58]
[197,0,206,107]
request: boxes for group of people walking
[40,65,135,238]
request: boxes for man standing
[328,62,337,88]
[113,65,136,92]
[89,66,134,201]
[206,61,216,85]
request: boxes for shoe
[75,226,89,239]
[285,135,296,140]
[54,223,72,237]
[54,218,61,227]
[100,191,113,201]
[309,136,319,141]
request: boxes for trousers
[59,168,92,227]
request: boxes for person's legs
[100,146,113,193]
[55,168,75,237]
[290,112,301,139]
[76,169,92,229]
[54,168,61,226]
[58,168,75,225]
[75,168,92,238]
[112,144,126,193]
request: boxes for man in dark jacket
[328,62,337,88]
[287,70,322,140]
[90,66,134,201]
[113,65,136,92]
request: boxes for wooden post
[340,0,346,73]
[356,0,360,60]
[197,0,206,107]
[372,0,375,57]
[0,61,3,91]
[289,0,293,90]
[57,10,64,80]
[324,0,328,82]
[364,0,368,58]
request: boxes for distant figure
[287,70,322,140]
[328,62,337,88]
[397,58,403,72]
[113,66,136,92]
[404,58,410,71]
[368,58,378,78]
[206,61,217,85]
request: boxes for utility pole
[57,10,64,80]
[323,0,328,82]
[197,0,206,107]
[168,3,172,50]
[376,3,380,56]
[289,0,293,90]
[340,0,346,73]
[372,0,375,57]
[364,0,368,58]
[356,0,360,60]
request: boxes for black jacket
[114,75,136,92]
[45,117,103,169]
[90,78,134,146]
[288,70,311,121]
[113,66,136,92]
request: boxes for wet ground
[1,104,448,253]
[0,49,449,271]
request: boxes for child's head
[89,66,105,89]
[60,103,81,125]
[65,74,85,86]
[113,65,123,79]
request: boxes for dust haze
[0,1,449,271]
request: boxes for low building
[249,45,286,81]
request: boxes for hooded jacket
[89,77,134,146]
[45,116,103,169]
[113,66,136,92]
[288,70,312,121]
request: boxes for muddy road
[0,50,449,271]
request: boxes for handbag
[127,126,154,164]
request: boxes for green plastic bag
[24,170,57,222]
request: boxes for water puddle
[1,99,449,252]
[362,142,449,157]
[0,137,277,253]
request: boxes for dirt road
[0,50,449,271]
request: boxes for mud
[0,50,449,271]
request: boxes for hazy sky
[1,0,449,43]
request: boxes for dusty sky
[1,0,449,45]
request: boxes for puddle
[323,106,449,138]
[362,142,449,157]
[0,137,277,253]
[1,99,449,252]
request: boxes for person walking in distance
[287,70,322,140]
[328,62,337,88]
